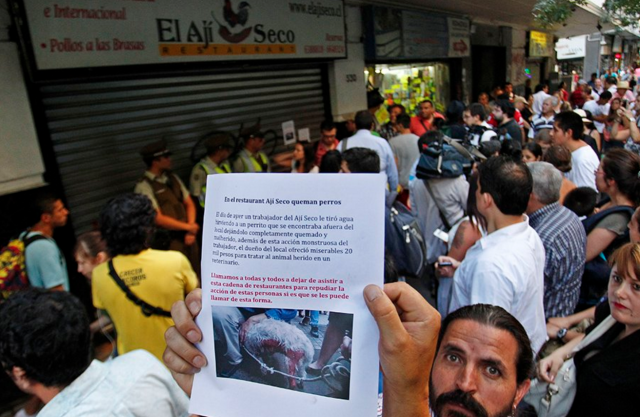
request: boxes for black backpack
[384,201,427,278]
[415,137,472,180]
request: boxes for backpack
[385,201,427,278]
[580,205,635,307]
[415,140,472,180]
[0,233,47,300]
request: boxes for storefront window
[366,62,450,122]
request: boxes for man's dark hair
[30,191,61,225]
[606,77,617,86]
[355,110,375,130]
[419,99,433,108]
[396,113,411,129]
[599,90,612,101]
[591,72,597,79]
[534,83,548,93]
[0,289,91,388]
[563,187,598,217]
[342,147,380,173]
[438,304,534,384]
[100,193,156,256]
[388,103,406,114]
[445,100,465,124]
[320,120,336,132]
[495,99,515,119]
[554,111,584,139]
[319,150,342,173]
[478,155,532,215]
[367,89,385,109]
[466,103,486,121]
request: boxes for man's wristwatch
[556,327,568,341]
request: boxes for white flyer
[298,128,311,142]
[190,173,386,417]
[282,120,297,145]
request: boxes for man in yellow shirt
[92,193,199,361]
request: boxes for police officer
[189,133,233,208]
[232,130,270,173]
[134,140,200,275]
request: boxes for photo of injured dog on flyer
[212,306,353,400]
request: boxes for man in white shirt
[551,111,600,191]
[587,90,612,135]
[437,156,547,354]
[339,110,399,203]
[0,290,189,417]
[532,83,551,115]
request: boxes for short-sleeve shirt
[134,171,189,210]
[565,145,600,190]
[448,217,547,354]
[595,212,629,235]
[23,231,69,291]
[92,249,198,361]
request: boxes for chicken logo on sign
[212,0,252,43]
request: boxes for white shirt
[39,350,189,417]
[339,129,399,193]
[566,145,600,190]
[583,100,607,133]
[532,91,551,115]
[448,216,547,354]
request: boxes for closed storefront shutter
[38,64,328,232]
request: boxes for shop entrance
[366,61,461,117]
[471,45,507,101]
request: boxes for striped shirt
[530,113,555,138]
[529,202,587,318]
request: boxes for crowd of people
[3,68,640,417]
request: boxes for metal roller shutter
[38,64,328,233]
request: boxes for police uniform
[231,129,270,173]
[189,134,233,208]
[232,148,270,173]
[134,141,200,275]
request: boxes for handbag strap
[107,260,171,318]
[419,117,429,133]
[573,315,617,353]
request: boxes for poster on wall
[529,31,554,58]
[21,0,346,70]
[447,17,470,58]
